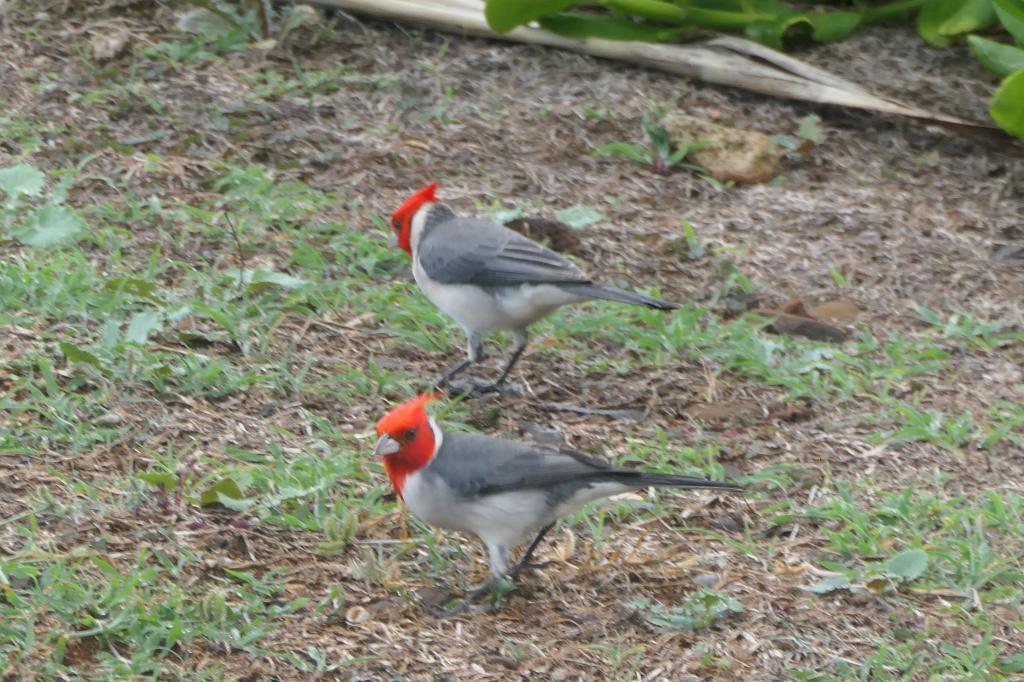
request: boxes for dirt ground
[2,1,1023,680]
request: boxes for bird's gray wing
[428,432,612,499]
[417,217,589,287]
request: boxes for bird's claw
[424,578,513,617]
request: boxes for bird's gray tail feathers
[560,283,678,310]
[615,472,744,492]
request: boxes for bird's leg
[427,531,556,617]
[428,543,510,618]
[435,358,472,389]
[507,523,555,577]
[436,333,483,391]
[428,577,502,618]
[472,329,528,395]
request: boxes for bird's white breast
[412,258,581,334]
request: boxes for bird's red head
[389,182,439,254]
[374,392,439,498]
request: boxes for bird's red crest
[376,392,440,497]
[376,392,438,437]
[390,182,439,254]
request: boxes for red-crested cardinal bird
[388,182,679,393]
[374,394,744,614]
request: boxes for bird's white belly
[413,259,581,334]
[402,470,548,548]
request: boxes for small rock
[91,31,130,61]
[345,605,370,624]
[663,113,782,185]
[693,573,719,588]
[809,300,862,322]
[709,515,742,532]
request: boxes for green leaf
[215,492,256,511]
[592,141,652,163]
[998,654,1024,674]
[227,268,308,290]
[808,11,862,42]
[745,17,805,50]
[223,446,268,463]
[138,472,178,491]
[936,0,996,35]
[176,7,239,40]
[862,0,929,25]
[105,277,166,305]
[882,548,928,580]
[803,575,852,593]
[200,477,246,507]
[0,164,45,207]
[192,302,237,335]
[539,12,686,41]
[555,204,604,229]
[968,35,1024,76]
[59,342,102,368]
[248,269,307,290]
[797,114,822,142]
[993,0,1024,45]
[991,68,1024,139]
[484,0,577,33]
[917,0,961,45]
[605,0,687,24]
[125,311,162,345]
[17,205,84,247]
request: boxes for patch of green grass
[3,54,1021,680]
[0,540,306,678]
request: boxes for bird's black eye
[403,428,417,441]
[392,217,401,231]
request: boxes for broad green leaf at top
[485,0,578,32]
[968,35,1024,76]
[917,0,962,45]
[539,12,687,41]
[990,67,1024,139]
[993,0,1024,45]
[937,0,996,36]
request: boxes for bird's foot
[508,560,554,577]
[425,578,513,618]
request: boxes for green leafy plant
[593,108,709,174]
[484,0,1024,140]
[0,164,85,248]
[628,590,743,631]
